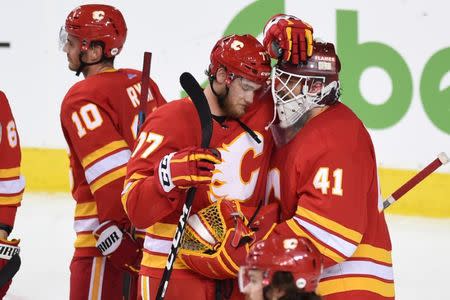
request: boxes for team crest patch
[230,40,244,50]
[92,10,105,21]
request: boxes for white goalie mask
[268,41,341,146]
[272,69,338,128]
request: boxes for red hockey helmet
[239,236,323,292]
[209,34,272,84]
[64,4,127,57]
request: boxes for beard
[218,93,246,119]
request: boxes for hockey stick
[383,152,449,210]
[122,51,153,300]
[137,51,152,134]
[155,72,213,300]
[0,254,21,288]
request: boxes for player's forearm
[93,179,132,226]
[122,177,181,228]
[272,220,350,268]
[0,207,17,231]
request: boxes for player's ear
[86,43,103,62]
[215,67,227,85]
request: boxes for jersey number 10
[71,103,103,138]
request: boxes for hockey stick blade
[156,72,212,300]
[383,152,449,210]
[0,254,21,288]
[179,72,213,148]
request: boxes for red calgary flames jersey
[60,69,165,257]
[122,90,274,278]
[0,91,25,229]
[267,102,394,299]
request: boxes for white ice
[4,193,450,300]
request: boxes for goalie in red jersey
[0,91,24,298]
[59,4,165,300]
[265,40,395,299]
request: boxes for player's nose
[244,93,254,105]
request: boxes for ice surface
[5,193,450,299]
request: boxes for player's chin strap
[209,75,229,102]
[75,52,105,76]
[209,73,261,144]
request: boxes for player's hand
[0,238,20,298]
[157,147,221,193]
[180,199,255,279]
[263,14,313,64]
[93,220,142,274]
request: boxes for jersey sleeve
[0,92,25,230]
[273,128,374,268]
[121,100,201,229]
[61,96,131,224]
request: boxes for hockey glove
[0,238,20,297]
[182,226,254,279]
[157,147,221,194]
[263,14,314,64]
[245,202,280,242]
[93,221,142,274]
[180,199,255,279]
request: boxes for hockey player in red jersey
[59,4,165,300]
[122,34,275,300]
[265,41,395,299]
[0,91,24,298]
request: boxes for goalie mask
[269,41,341,145]
[239,236,323,293]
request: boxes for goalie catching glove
[263,14,314,64]
[93,221,142,273]
[0,238,20,297]
[157,147,221,195]
[179,199,254,279]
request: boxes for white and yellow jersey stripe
[0,167,25,206]
[81,140,130,194]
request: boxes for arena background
[0,0,449,217]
